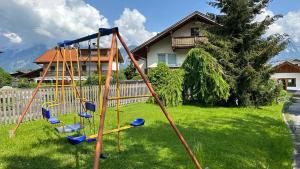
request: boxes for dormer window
[191,27,200,36]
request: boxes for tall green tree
[182,48,230,105]
[0,67,12,88]
[206,0,288,106]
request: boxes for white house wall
[271,73,300,91]
[145,21,203,69]
[147,36,190,68]
[147,36,173,68]
[173,22,200,37]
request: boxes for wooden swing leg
[93,34,117,169]
[117,32,202,169]
[12,51,58,135]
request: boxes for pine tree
[206,0,288,106]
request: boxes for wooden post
[93,33,117,169]
[117,32,202,169]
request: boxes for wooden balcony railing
[40,71,92,77]
[171,36,208,49]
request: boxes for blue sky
[0,0,300,67]
[1,0,299,49]
[86,0,300,32]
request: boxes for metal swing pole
[93,33,117,169]
[96,32,102,134]
[58,48,86,110]
[115,40,121,152]
[116,32,202,169]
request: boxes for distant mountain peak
[0,44,48,72]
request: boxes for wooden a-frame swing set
[11,27,203,169]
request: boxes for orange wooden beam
[117,32,202,169]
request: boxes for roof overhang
[273,61,300,73]
[131,11,221,60]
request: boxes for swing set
[11,27,203,169]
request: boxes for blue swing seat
[49,116,60,124]
[78,112,92,118]
[42,108,60,124]
[78,102,96,118]
[131,118,145,127]
[67,135,86,145]
[56,122,81,133]
[85,102,96,112]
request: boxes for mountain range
[0,42,299,73]
[0,45,136,73]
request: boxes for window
[158,53,166,64]
[157,53,177,66]
[168,54,176,65]
[50,66,55,71]
[191,27,200,36]
[288,78,296,87]
[82,65,87,71]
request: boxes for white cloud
[0,1,155,50]
[268,10,300,43]
[115,8,157,46]
[0,0,110,48]
[3,32,22,43]
[257,9,300,43]
[254,8,275,23]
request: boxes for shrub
[148,63,170,91]
[124,62,138,80]
[0,67,12,88]
[17,78,37,88]
[182,48,230,105]
[111,70,126,84]
[159,69,184,106]
[132,75,142,80]
[148,63,183,106]
[84,73,106,85]
[257,79,290,105]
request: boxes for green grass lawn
[0,103,293,169]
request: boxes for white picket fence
[0,83,150,124]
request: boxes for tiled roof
[131,11,221,59]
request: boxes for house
[10,68,43,80]
[10,68,43,87]
[10,71,26,78]
[271,59,300,91]
[34,48,123,83]
[131,11,220,73]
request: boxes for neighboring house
[271,59,300,91]
[34,48,123,83]
[11,68,43,80]
[10,68,43,87]
[10,71,26,78]
[131,11,220,73]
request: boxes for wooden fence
[0,83,150,124]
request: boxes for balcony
[40,71,91,77]
[171,36,208,49]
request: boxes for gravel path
[284,98,300,169]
